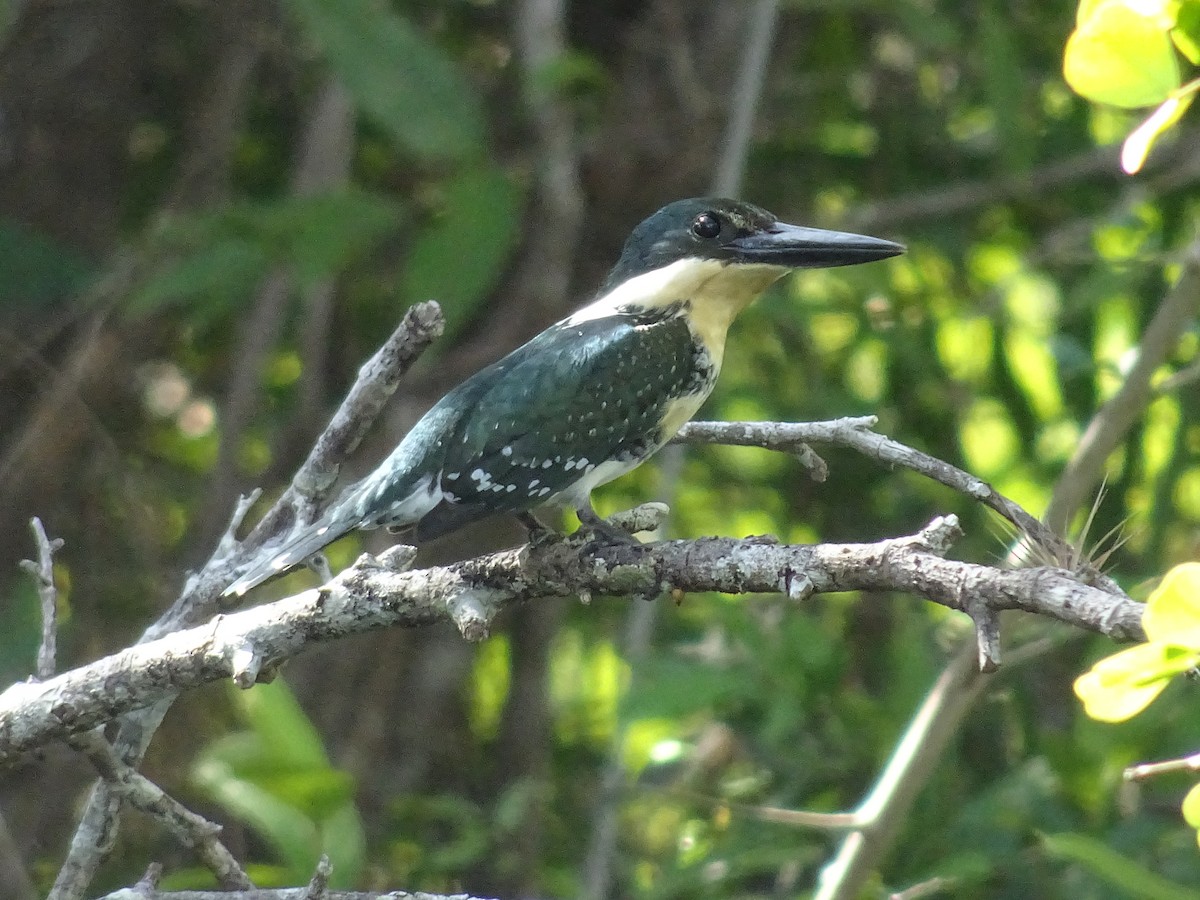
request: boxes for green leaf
[1064,1,1181,108]
[400,166,522,335]
[128,239,267,318]
[1042,831,1200,900]
[192,757,321,875]
[0,219,91,307]
[320,803,367,889]
[1174,1,1200,63]
[233,680,331,770]
[1143,562,1200,646]
[283,0,484,160]
[127,191,402,318]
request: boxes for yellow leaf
[1074,643,1179,721]
[1144,563,1200,646]
[1182,782,1200,830]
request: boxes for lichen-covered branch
[0,513,1142,765]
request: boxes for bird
[225,197,903,595]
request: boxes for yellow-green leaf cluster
[1064,0,1200,171]
[1075,563,1200,722]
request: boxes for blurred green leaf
[1174,2,1200,63]
[980,4,1032,171]
[400,166,522,335]
[623,655,756,720]
[0,220,92,307]
[191,679,364,887]
[1042,831,1200,899]
[192,757,320,878]
[1183,783,1200,845]
[127,190,402,318]
[1064,1,1181,108]
[283,0,484,160]
[234,678,330,770]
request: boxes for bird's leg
[576,500,642,545]
[518,510,558,544]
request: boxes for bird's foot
[575,503,650,546]
[518,511,560,546]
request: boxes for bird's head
[602,197,904,293]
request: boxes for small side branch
[19,517,63,680]
[70,730,252,890]
[676,418,1092,581]
[98,888,495,900]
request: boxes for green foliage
[400,166,523,336]
[127,190,403,319]
[1075,565,1200,850]
[189,679,365,888]
[0,220,91,307]
[1064,1,1181,108]
[1075,564,1200,722]
[1063,0,1200,171]
[282,0,485,161]
[1042,831,1200,900]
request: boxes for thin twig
[301,855,331,899]
[96,889,495,900]
[19,517,63,680]
[1043,238,1200,534]
[70,730,253,890]
[1125,751,1200,781]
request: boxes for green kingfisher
[226,198,902,595]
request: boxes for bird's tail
[223,469,441,596]
[223,506,360,597]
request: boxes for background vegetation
[0,0,1198,897]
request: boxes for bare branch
[0,513,1142,765]
[20,516,63,680]
[676,417,1088,572]
[50,299,444,900]
[97,889,494,900]
[69,730,252,889]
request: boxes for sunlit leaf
[1122,91,1195,173]
[1073,642,1192,722]
[1042,831,1200,899]
[1064,2,1181,108]
[1143,562,1200,645]
[1182,782,1200,832]
[284,0,484,160]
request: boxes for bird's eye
[691,212,722,240]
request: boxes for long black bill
[728,222,905,269]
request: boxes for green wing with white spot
[422,311,712,531]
